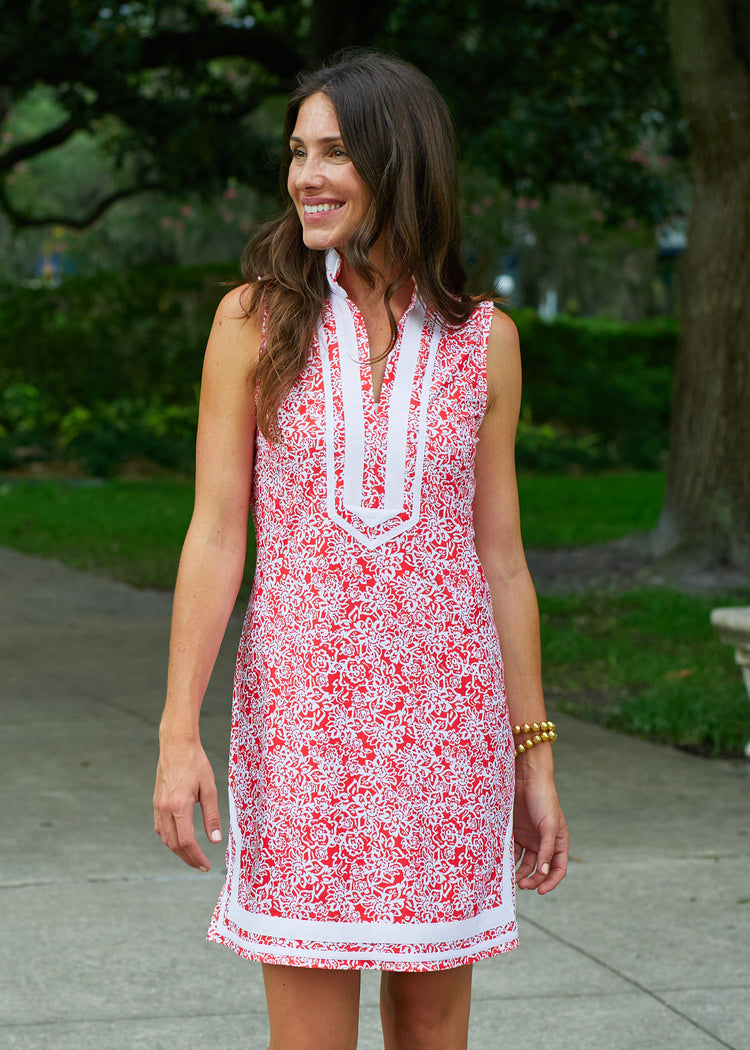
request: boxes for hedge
[0,265,678,475]
[512,309,677,469]
[0,264,238,408]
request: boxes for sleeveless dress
[207,250,517,970]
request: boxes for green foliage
[540,588,750,757]
[463,179,676,320]
[0,382,57,466]
[0,263,234,408]
[0,388,198,478]
[515,420,612,473]
[0,82,264,282]
[57,398,198,477]
[0,264,677,475]
[513,308,677,468]
[0,382,55,438]
[1,0,680,232]
[394,0,681,222]
[0,262,234,474]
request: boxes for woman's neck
[336,246,413,318]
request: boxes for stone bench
[710,605,750,756]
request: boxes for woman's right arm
[153,285,260,871]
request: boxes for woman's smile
[302,201,343,214]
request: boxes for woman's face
[287,92,371,253]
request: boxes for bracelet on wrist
[512,720,557,757]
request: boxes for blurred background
[1,0,749,755]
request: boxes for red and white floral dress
[208,250,517,970]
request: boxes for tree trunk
[655,0,750,572]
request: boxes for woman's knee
[380,967,472,1050]
[263,963,360,1050]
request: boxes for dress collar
[325,248,346,298]
[324,247,420,321]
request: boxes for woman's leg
[262,962,361,1050]
[380,965,473,1050]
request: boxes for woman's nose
[295,154,325,189]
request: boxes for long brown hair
[243,49,486,441]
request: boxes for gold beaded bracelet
[512,721,557,757]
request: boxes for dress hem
[206,928,519,971]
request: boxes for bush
[57,398,198,477]
[0,386,197,476]
[515,419,614,473]
[0,383,57,464]
[512,309,677,469]
[0,265,678,475]
[0,263,237,411]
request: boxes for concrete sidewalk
[1,544,748,1050]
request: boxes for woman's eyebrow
[289,134,344,144]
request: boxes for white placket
[317,249,441,550]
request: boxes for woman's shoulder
[487,305,519,351]
[452,299,517,350]
[485,306,521,408]
[215,281,262,324]
[206,283,264,371]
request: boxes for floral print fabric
[208,266,517,970]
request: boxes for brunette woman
[154,49,568,1050]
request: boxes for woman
[154,49,568,1050]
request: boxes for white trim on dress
[318,249,441,550]
[217,788,516,963]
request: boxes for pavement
[1,543,749,1050]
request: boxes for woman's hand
[153,736,222,871]
[513,765,568,894]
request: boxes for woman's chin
[301,230,340,252]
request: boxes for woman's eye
[330,147,348,158]
[291,147,305,159]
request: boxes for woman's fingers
[515,848,538,886]
[153,744,221,870]
[199,778,222,847]
[173,807,212,870]
[537,849,568,894]
[155,801,211,870]
[515,810,569,892]
[521,822,569,893]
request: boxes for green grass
[0,477,257,592]
[0,471,665,589]
[0,479,196,590]
[2,471,747,757]
[518,471,665,548]
[540,588,750,757]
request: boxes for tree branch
[0,180,167,229]
[0,115,83,173]
[139,24,301,78]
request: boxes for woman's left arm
[473,309,569,894]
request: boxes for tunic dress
[207,249,517,970]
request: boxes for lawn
[1,470,748,756]
[0,471,665,589]
[539,588,750,757]
[0,477,197,590]
[518,470,665,548]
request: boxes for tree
[0,0,301,227]
[652,0,750,571]
[3,0,747,570]
[1,0,677,229]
